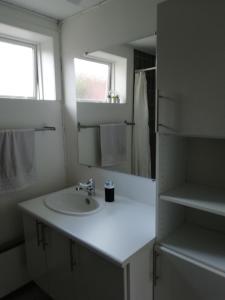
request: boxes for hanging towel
[0,129,36,193]
[100,123,127,167]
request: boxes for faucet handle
[87,178,95,186]
[87,178,95,196]
[75,178,95,194]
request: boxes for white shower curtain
[132,72,151,178]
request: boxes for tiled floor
[3,283,52,300]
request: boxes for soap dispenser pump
[104,180,115,202]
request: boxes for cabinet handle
[153,248,159,287]
[156,89,159,133]
[69,240,77,271]
[36,221,42,247]
[41,224,48,250]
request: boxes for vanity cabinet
[22,212,152,300]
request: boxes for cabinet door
[77,245,124,300]
[157,0,225,137]
[129,244,153,300]
[154,250,225,300]
[45,229,79,300]
[22,213,49,294]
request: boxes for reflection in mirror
[75,34,157,179]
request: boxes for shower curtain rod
[135,66,156,73]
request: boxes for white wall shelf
[160,183,225,217]
[158,131,225,141]
[159,224,225,278]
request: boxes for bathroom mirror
[75,34,157,179]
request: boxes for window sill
[76,100,127,105]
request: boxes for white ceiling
[129,35,157,55]
[4,0,108,20]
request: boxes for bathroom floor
[3,283,52,300]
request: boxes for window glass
[74,58,110,102]
[0,39,36,98]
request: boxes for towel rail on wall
[0,126,56,132]
[35,126,56,132]
[78,121,135,131]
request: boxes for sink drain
[85,198,91,205]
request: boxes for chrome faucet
[76,178,95,196]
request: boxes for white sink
[44,191,102,215]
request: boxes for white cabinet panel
[46,229,78,300]
[22,214,49,294]
[155,250,225,300]
[129,244,153,300]
[157,0,225,137]
[77,244,124,300]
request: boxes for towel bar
[0,126,56,132]
[35,126,56,132]
[78,121,135,131]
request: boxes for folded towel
[100,123,127,167]
[0,129,36,193]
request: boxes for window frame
[0,36,38,100]
[74,56,113,103]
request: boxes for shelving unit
[156,0,225,298]
[156,133,225,297]
[159,223,225,278]
[160,183,225,217]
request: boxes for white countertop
[19,187,155,267]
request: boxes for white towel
[100,123,127,167]
[0,129,36,193]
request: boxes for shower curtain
[132,72,151,178]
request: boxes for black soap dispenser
[104,180,115,202]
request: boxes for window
[0,38,37,99]
[74,58,111,102]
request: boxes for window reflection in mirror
[76,34,157,179]
[74,58,111,102]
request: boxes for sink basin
[44,191,102,215]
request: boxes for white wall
[0,0,66,247]
[0,3,66,296]
[0,100,66,296]
[61,0,164,204]
[0,99,66,246]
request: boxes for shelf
[159,224,225,278]
[158,131,225,140]
[160,183,225,217]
